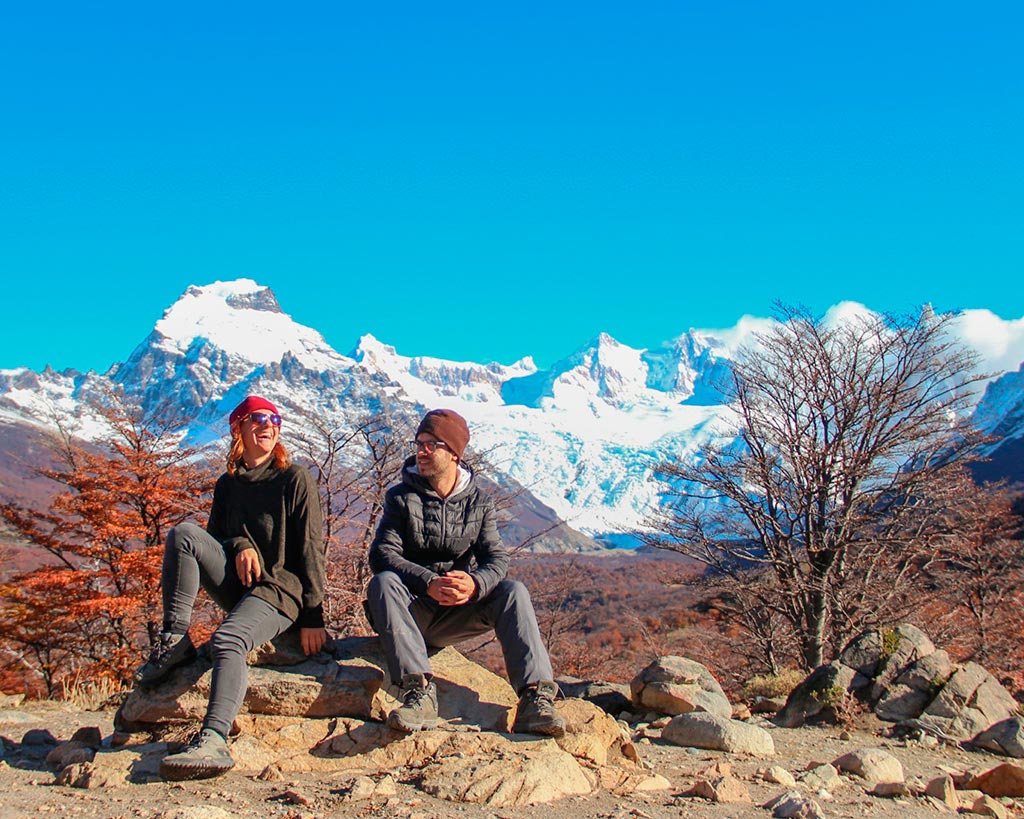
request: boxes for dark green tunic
[207,461,325,627]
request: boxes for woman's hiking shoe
[387,673,439,732]
[512,681,566,737]
[133,632,196,688]
[160,729,234,780]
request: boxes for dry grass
[742,667,806,700]
[58,675,125,711]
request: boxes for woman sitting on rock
[134,395,327,780]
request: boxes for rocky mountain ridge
[2,279,1023,547]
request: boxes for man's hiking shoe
[387,673,439,732]
[134,632,196,687]
[159,729,234,780]
[512,681,566,737]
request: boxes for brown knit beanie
[416,409,470,460]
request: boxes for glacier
[2,278,1023,545]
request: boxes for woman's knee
[210,624,249,659]
[166,522,205,553]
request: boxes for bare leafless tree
[924,482,1024,667]
[289,408,411,635]
[644,304,992,669]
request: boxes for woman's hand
[300,627,328,655]
[235,548,262,587]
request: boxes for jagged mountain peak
[3,283,1024,544]
[148,279,346,371]
[351,334,538,405]
[181,279,283,313]
[351,333,397,362]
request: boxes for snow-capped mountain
[3,279,1023,547]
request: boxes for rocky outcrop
[116,635,515,733]
[102,636,665,806]
[775,624,1020,749]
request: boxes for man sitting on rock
[366,408,565,737]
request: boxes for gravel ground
[0,700,1019,819]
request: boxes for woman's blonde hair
[226,424,289,475]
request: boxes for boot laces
[402,683,432,707]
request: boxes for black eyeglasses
[246,412,282,426]
[410,439,449,454]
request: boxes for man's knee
[367,571,406,600]
[492,579,534,611]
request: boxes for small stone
[687,775,753,804]
[375,774,398,797]
[256,763,284,781]
[972,794,1009,819]
[279,788,313,806]
[22,728,58,746]
[69,727,103,747]
[926,775,958,810]
[872,781,910,797]
[761,766,797,788]
[46,742,95,769]
[346,775,378,801]
[833,748,904,785]
[764,790,824,818]
[968,763,1024,798]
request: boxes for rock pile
[776,624,1023,754]
[51,635,662,806]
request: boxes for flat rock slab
[117,637,516,733]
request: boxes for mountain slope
[2,279,1023,545]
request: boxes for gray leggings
[162,522,293,738]
[365,571,554,694]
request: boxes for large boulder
[918,662,1019,740]
[974,717,1024,758]
[875,650,952,722]
[780,625,1019,742]
[774,662,860,728]
[557,677,632,716]
[116,636,516,733]
[630,656,731,718]
[866,624,936,703]
[833,748,905,786]
[662,711,775,756]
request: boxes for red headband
[229,395,279,427]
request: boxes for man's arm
[369,490,439,595]
[468,497,509,599]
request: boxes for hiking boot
[134,631,197,688]
[512,681,566,737]
[387,673,439,732]
[159,728,234,780]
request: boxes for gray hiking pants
[365,571,553,694]
[162,523,293,738]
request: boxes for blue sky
[3,2,1022,372]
